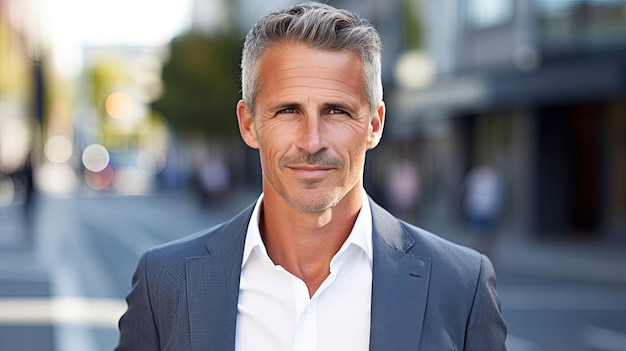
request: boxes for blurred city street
[1,189,625,351]
[0,189,256,351]
[2,0,626,350]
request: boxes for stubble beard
[266,150,351,213]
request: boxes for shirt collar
[242,189,373,268]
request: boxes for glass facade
[466,0,515,29]
[537,0,626,54]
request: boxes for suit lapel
[183,200,431,350]
[369,200,431,351]
[186,206,252,351]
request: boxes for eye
[325,108,352,120]
[277,107,296,114]
[328,108,347,115]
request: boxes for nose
[296,114,326,154]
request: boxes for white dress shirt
[235,190,373,351]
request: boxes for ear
[236,100,259,149]
[366,102,385,150]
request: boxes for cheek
[257,122,288,144]
[257,128,288,167]
[342,126,371,154]
[348,147,367,172]
[338,136,369,171]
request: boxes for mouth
[280,152,343,179]
[287,165,336,179]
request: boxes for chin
[283,191,341,213]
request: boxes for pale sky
[38,0,193,47]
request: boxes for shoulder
[140,202,255,270]
[402,221,482,267]
[401,220,496,295]
[369,197,481,265]
[370,197,486,282]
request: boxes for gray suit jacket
[116,198,507,350]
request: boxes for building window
[466,0,515,29]
[537,0,626,53]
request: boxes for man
[115,3,507,350]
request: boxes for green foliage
[403,0,423,49]
[87,53,131,116]
[153,31,242,137]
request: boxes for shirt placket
[291,270,337,351]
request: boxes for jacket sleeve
[465,254,508,350]
[115,251,160,351]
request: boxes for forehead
[255,42,366,102]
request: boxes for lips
[279,152,344,178]
[288,165,334,177]
[290,165,333,171]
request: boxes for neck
[260,187,363,296]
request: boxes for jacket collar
[186,204,252,351]
[185,198,432,351]
[369,199,431,350]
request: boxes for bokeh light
[105,91,135,119]
[84,167,115,190]
[0,176,15,208]
[82,144,110,172]
[44,135,74,164]
[0,113,31,173]
[394,50,436,90]
[136,152,157,175]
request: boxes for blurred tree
[403,0,423,49]
[88,53,132,117]
[0,20,30,96]
[153,32,242,137]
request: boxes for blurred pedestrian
[386,160,420,222]
[197,157,231,207]
[461,165,504,257]
[116,3,506,350]
[21,151,37,247]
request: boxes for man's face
[237,42,385,212]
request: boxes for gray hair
[240,2,383,114]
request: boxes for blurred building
[192,0,233,33]
[190,0,626,241]
[0,0,43,205]
[75,46,169,194]
[392,0,626,241]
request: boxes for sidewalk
[0,204,55,351]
